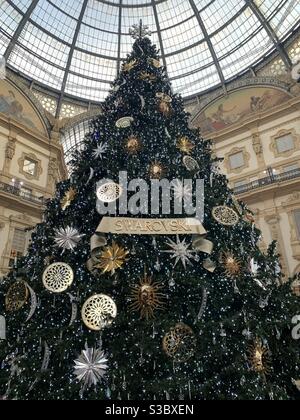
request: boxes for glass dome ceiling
[0,0,299,107]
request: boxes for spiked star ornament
[92,142,108,159]
[176,137,195,155]
[74,346,108,391]
[163,236,195,269]
[172,180,192,202]
[54,226,84,251]
[95,241,129,275]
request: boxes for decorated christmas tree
[1,25,300,401]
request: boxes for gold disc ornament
[163,323,196,363]
[43,262,74,293]
[212,206,239,226]
[96,182,123,203]
[5,281,29,312]
[81,294,117,331]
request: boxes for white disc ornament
[183,156,199,172]
[43,262,74,293]
[212,206,239,227]
[96,181,122,203]
[81,294,117,331]
[116,117,134,128]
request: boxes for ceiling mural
[0,79,46,134]
[193,87,291,134]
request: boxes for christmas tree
[1,26,300,401]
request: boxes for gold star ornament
[149,161,166,179]
[176,137,195,155]
[122,59,137,72]
[95,241,129,275]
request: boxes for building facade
[0,76,66,277]
[190,48,300,278]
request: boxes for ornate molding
[18,152,43,181]
[270,128,300,158]
[224,146,250,174]
[5,137,16,160]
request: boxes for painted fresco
[0,79,45,133]
[194,87,291,134]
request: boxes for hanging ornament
[195,288,208,322]
[85,167,95,186]
[41,341,51,372]
[291,278,300,297]
[163,323,196,363]
[122,59,138,72]
[149,58,161,68]
[125,135,142,155]
[212,206,239,226]
[74,346,108,391]
[231,194,243,215]
[183,156,200,172]
[96,181,123,203]
[54,226,84,251]
[81,294,117,331]
[139,72,156,82]
[163,236,195,269]
[0,315,6,340]
[247,339,272,376]
[220,252,242,278]
[94,241,129,275]
[60,187,77,211]
[203,258,216,273]
[92,142,108,159]
[138,94,145,110]
[129,275,166,320]
[176,137,195,155]
[116,117,134,129]
[68,293,78,327]
[149,161,166,179]
[5,281,28,312]
[42,262,74,293]
[156,92,172,103]
[25,283,37,322]
[158,100,172,117]
[245,212,255,224]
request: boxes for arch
[190,79,293,135]
[0,73,51,137]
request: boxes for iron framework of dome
[0,0,300,117]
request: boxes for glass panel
[276,134,294,153]
[229,152,245,169]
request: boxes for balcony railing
[234,168,300,195]
[0,182,46,205]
